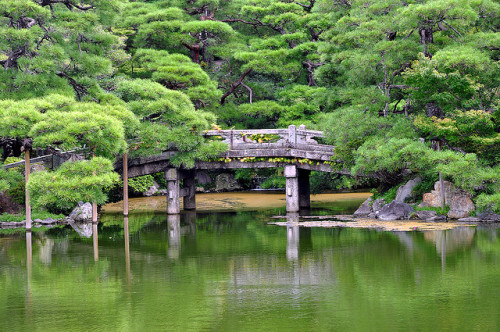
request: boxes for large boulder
[422,181,454,207]
[447,190,475,219]
[353,197,372,217]
[422,181,475,219]
[215,173,241,191]
[368,198,386,218]
[68,201,93,222]
[475,211,500,222]
[395,177,421,202]
[373,199,386,214]
[196,171,212,185]
[377,201,415,221]
[143,185,159,197]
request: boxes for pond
[1,192,500,331]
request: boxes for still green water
[1,194,500,331]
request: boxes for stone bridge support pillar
[181,169,196,210]
[298,169,311,209]
[285,165,311,213]
[285,165,299,212]
[166,168,197,214]
[166,168,180,214]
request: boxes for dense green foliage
[28,157,119,213]
[0,0,498,214]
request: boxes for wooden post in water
[123,152,129,216]
[92,151,98,223]
[93,222,99,262]
[437,141,446,209]
[92,200,98,222]
[24,149,31,231]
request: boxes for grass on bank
[0,212,65,223]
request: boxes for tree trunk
[426,102,444,118]
[419,27,434,58]
[183,43,201,63]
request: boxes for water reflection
[68,220,93,238]
[5,207,500,331]
[124,216,131,286]
[184,211,197,237]
[38,237,54,265]
[26,231,32,284]
[25,231,33,324]
[167,214,181,259]
[395,232,415,254]
[423,227,476,255]
[286,213,300,262]
[93,223,99,262]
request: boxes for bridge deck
[3,125,336,177]
[122,125,335,177]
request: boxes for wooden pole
[92,151,98,223]
[437,141,445,209]
[25,149,31,231]
[123,152,129,216]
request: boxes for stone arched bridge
[4,125,336,214]
[119,125,336,214]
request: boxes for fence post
[298,124,307,144]
[288,125,297,146]
[25,149,31,231]
[123,152,129,216]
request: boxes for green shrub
[4,157,23,164]
[28,157,119,214]
[476,193,500,214]
[371,185,399,203]
[152,172,167,189]
[261,175,285,189]
[128,175,155,194]
[235,169,255,189]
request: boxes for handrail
[204,125,325,150]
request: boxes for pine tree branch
[220,68,253,105]
[240,83,253,104]
[56,71,87,101]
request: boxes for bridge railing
[203,125,329,151]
